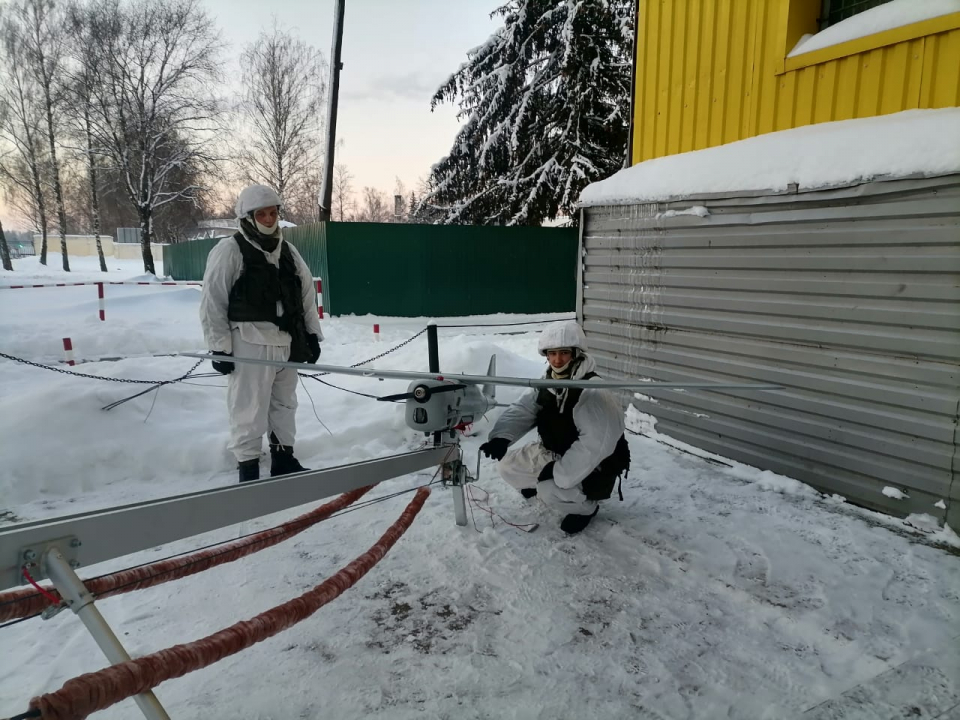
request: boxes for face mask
[250,207,279,235]
[546,348,575,374]
[254,219,277,235]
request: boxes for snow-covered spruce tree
[424,0,633,226]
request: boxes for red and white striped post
[62,337,75,366]
[315,279,324,319]
[97,282,105,321]
[374,323,380,341]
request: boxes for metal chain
[0,351,204,385]
[310,327,427,377]
[0,328,424,387]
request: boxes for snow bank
[580,108,960,206]
[789,0,960,57]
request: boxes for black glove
[538,461,555,482]
[211,350,234,375]
[308,334,321,364]
[479,437,510,461]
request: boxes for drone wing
[181,353,782,391]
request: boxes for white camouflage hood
[538,321,587,356]
[235,184,282,220]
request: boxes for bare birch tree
[0,218,13,271]
[0,13,50,263]
[16,0,70,270]
[88,0,222,275]
[62,1,107,271]
[332,162,353,221]
[355,186,392,223]
[237,25,326,219]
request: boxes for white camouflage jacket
[490,352,625,490]
[199,230,323,354]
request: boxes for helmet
[235,184,282,219]
[537,321,586,357]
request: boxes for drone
[182,352,782,436]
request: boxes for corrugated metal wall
[164,222,578,317]
[633,0,960,164]
[163,236,219,281]
[580,175,960,528]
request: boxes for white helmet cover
[538,321,587,357]
[235,184,282,219]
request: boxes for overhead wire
[435,317,573,328]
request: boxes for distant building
[34,233,168,262]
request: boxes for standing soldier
[200,184,323,482]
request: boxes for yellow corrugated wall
[632,0,960,165]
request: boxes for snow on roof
[579,108,960,207]
[789,0,960,57]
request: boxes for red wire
[21,565,62,606]
[467,484,538,531]
[467,485,496,529]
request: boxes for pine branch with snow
[422,0,633,226]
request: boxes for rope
[0,486,375,623]
[25,487,430,720]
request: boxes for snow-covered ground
[1,254,958,720]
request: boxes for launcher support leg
[442,451,468,527]
[44,548,171,720]
[452,471,467,527]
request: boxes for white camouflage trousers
[226,332,298,462]
[497,442,598,516]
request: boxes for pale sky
[0,0,501,229]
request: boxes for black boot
[560,506,599,534]
[520,488,538,499]
[271,450,308,477]
[238,459,260,483]
[269,433,308,477]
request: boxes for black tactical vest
[535,371,630,500]
[226,233,312,362]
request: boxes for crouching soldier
[480,321,630,534]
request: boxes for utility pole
[318,0,346,222]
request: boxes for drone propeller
[378,383,467,403]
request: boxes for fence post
[427,323,440,446]
[62,338,75,366]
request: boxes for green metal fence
[164,222,577,317]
